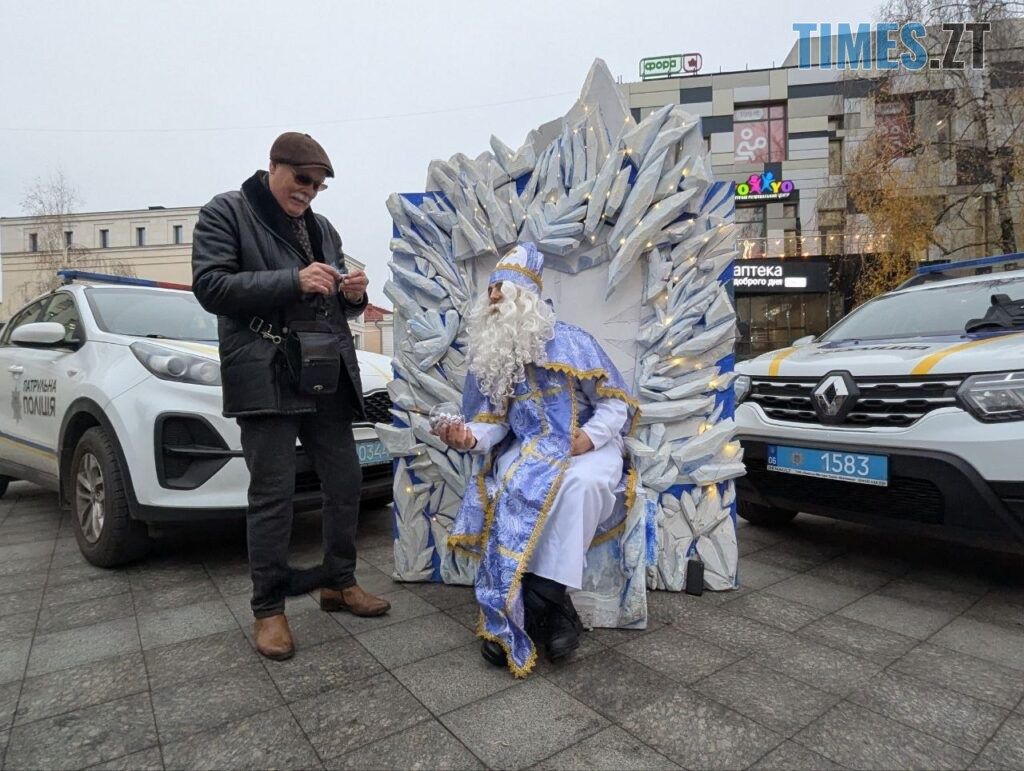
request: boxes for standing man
[192,132,390,661]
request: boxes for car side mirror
[10,322,68,347]
[792,334,815,347]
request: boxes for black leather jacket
[192,171,366,418]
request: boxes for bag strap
[249,316,283,346]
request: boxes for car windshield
[820,275,1024,342]
[85,287,218,343]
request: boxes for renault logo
[812,371,858,424]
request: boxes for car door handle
[8,365,23,375]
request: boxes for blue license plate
[767,444,888,487]
[356,439,390,467]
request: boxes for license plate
[767,444,888,487]
[356,439,390,467]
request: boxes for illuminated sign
[733,259,829,293]
[734,171,795,202]
[639,53,703,80]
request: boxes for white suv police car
[0,272,394,566]
[735,261,1024,551]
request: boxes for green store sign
[640,55,683,80]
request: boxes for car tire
[0,476,10,498]
[737,499,799,528]
[71,427,150,567]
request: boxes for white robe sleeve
[465,421,509,454]
[578,380,628,450]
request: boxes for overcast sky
[1,0,881,305]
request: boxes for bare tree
[836,1,1023,302]
[19,169,135,299]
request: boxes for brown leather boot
[320,585,391,617]
[253,614,295,661]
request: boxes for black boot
[480,639,506,668]
[546,592,584,661]
[522,574,551,645]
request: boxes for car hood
[738,331,1024,378]
[142,340,394,393]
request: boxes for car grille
[749,376,962,428]
[362,389,393,425]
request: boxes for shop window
[173,225,184,245]
[136,227,146,247]
[734,104,786,164]
[736,206,767,259]
[99,229,109,248]
[28,232,38,252]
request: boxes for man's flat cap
[270,132,334,177]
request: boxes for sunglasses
[287,166,328,192]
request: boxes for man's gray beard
[465,297,552,404]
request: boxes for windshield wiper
[965,294,1024,333]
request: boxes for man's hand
[339,268,368,303]
[437,422,476,451]
[299,263,339,296]
[571,428,595,456]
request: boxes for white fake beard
[465,283,555,405]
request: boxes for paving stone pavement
[0,480,1022,770]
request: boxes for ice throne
[375,60,743,627]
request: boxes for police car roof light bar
[57,270,192,292]
[915,252,1024,276]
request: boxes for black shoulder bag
[250,316,342,396]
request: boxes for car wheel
[71,427,150,567]
[737,498,799,528]
[0,476,10,498]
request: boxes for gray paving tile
[589,619,667,648]
[42,574,130,607]
[878,577,982,613]
[355,543,397,573]
[0,539,53,562]
[445,601,480,632]
[3,692,157,771]
[535,725,680,770]
[837,593,956,639]
[735,558,797,591]
[83,747,163,770]
[126,560,211,592]
[753,635,882,695]
[27,617,140,677]
[619,686,784,770]
[327,719,483,770]
[35,591,134,635]
[905,566,995,596]
[160,706,321,771]
[973,713,1024,770]
[749,740,843,769]
[0,637,30,685]
[131,578,220,615]
[391,642,519,715]
[531,630,611,676]
[0,570,48,594]
[15,652,148,726]
[849,670,1008,753]
[144,629,257,691]
[442,678,606,770]
[722,591,825,631]
[666,603,795,655]
[0,554,51,578]
[0,529,58,546]
[798,613,918,665]
[0,612,36,644]
[808,555,904,591]
[351,563,401,597]
[616,624,739,684]
[0,679,19,730]
[235,607,350,651]
[0,728,8,764]
[46,561,117,588]
[137,599,237,650]
[331,587,437,635]
[694,659,840,735]
[151,661,282,743]
[932,616,1024,671]
[204,567,253,597]
[401,580,476,610]
[965,594,1024,630]
[747,540,844,572]
[266,636,383,702]
[355,611,474,669]
[545,649,676,722]
[0,588,42,618]
[891,643,1024,710]
[762,572,869,612]
[292,671,431,760]
[793,701,975,770]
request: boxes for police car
[735,254,1024,551]
[0,271,394,566]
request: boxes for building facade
[361,303,394,356]
[0,206,369,346]
[627,27,1024,359]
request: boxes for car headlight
[734,374,752,404]
[130,341,221,387]
[957,371,1024,422]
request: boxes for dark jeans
[238,395,362,618]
